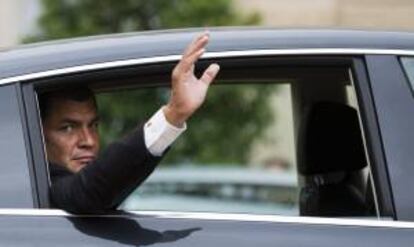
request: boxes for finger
[183,31,209,56]
[183,33,205,56]
[176,47,205,73]
[200,63,220,85]
[183,32,209,57]
[174,31,210,77]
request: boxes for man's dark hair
[39,87,96,121]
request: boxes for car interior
[285,64,376,217]
[294,90,375,217]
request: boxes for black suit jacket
[49,126,163,214]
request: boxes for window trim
[15,82,40,207]
[0,208,407,229]
[350,57,395,218]
[18,53,392,219]
[5,48,414,86]
[21,83,50,208]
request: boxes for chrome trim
[0,55,182,85]
[1,48,414,85]
[0,209,410,229]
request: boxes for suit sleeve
[50,125,163,214]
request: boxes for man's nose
[79,128,97,148]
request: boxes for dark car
[2,28,414,246]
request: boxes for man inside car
[39,32,220,213]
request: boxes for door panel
[365,55,414,221]
[0,84,33,207]
[0,213,412,246]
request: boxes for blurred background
[1,0,412,214]
[2,0,413,165]
[2,0,414,48]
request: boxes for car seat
[297,101,369,216]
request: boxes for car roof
[1,27,414,81]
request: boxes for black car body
[1,28,414,246]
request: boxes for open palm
[164,32,220,126]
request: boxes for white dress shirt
[143,107,186,156]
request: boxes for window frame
[365,55,414,221]
[19,54,393,219]
[20,82,50,208]
[350,57,395,218]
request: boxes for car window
[400,57,414,91]
[93,67,378,218]
[37,59,379,218]
[98,83,298,215]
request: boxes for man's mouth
[73,156,95,165]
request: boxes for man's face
[42,98,100,173]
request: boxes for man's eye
[91,122,99,130]
[60,125,74,133]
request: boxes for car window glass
[400,57,414,92]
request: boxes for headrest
[297,102,367,175]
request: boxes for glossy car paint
[0,210,413,246]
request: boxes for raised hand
[163,32,220,127]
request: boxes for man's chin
[71,162,89,173]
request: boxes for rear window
[401,57,414,91]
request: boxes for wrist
[163,105,187,128]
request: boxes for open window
[28,55,385,218]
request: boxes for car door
[365,54,414,221]
[0,83,34,207]
[2,35,414,245]
[1,210,414,246]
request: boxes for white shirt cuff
[144,107,186,156]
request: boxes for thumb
[200,63,220,85]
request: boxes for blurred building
[0,0,40,48]
[3,0,414,48]
[235,0,414,30]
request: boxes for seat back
[297,102,368,216]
